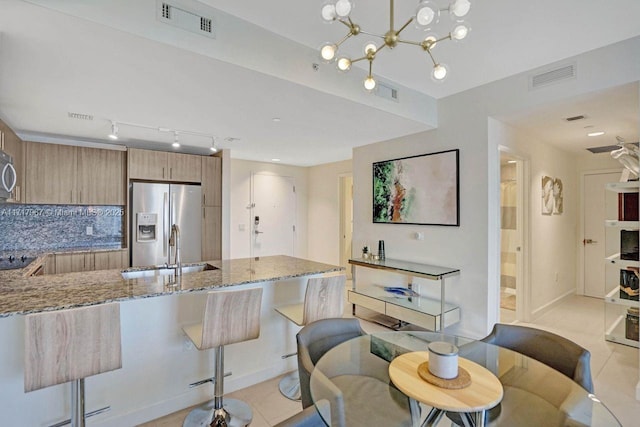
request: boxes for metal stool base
[183,398,252,427]
[278,371,301,401]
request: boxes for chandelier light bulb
[320,42,337,61]
[337,56,352,72]
[335,0,353,18]
[432,63,448,81]
[423,35,438,49]
[451,24,469,41]
[415,1,439,28]
[363,76,376,91]
[364,42,377,55]
[321,2,337,22]
[450,0,471,18]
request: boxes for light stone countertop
[0,255,344,317]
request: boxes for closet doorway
[499,153,526,323]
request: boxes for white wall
[491,119,579,316]
[351,37,640,339]
[307,160,352,265]
[229,159,308,259]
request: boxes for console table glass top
[348,258,459,280]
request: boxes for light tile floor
[141,293,639,426]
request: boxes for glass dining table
[309,331,621,427]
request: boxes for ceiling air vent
[158,2,216,39]
[375,82,399,102]
[67,112,93,121]
[565,115,586,122]
[529,63,576,90]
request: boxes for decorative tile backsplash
[0,204,124,252]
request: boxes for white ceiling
[0,0,639,166]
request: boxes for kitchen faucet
[169,224,182,279]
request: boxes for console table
[348,258,460,331]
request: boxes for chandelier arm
[336,32,354,47]
[350,55,369,64]
[437,34,453,43]
[337,19,352,29]
[359,31,385,39]
[390,0,395,32]
[368,59,373,77]
[426,49,438,67]
[396,39,422,47]
[396,17,414,36]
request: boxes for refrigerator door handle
[163,192,168,257]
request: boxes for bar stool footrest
[48,406,111,427]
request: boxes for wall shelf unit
[604,180,639,349]
[348,258,460,331]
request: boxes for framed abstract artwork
[372,149,459,226]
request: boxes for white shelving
[604,180,639,349]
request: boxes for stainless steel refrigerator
[130,182,202,267]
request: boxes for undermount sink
[121,263,218,279]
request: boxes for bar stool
[182,287,263,427]
[24,303,122,427]
[275,275,345,400]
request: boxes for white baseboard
[530,289,574,320]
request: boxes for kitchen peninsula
[0,255,343,426]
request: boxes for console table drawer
[386,304,437,330]
[348,291,386,313]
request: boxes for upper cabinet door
[168,152,202,183]
[202,156,221,206]
[24,142,76,204]
[128,148,168,181]
[77,147,126,205]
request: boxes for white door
[251,173,295,257]
[583,172,620,297]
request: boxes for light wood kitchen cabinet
[128,148,168,181]
[54,253,93,274]
[24,142,76,204]
[128,148,201,183]
[202,206,221,260]
[94,249,128,270]
[0,120,23,202]
[77,147,126,205]
[168,152,201,182]
[25,142,126,205]
[201,156,221,206]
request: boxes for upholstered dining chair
[449,323,594,426]
[481,323,593,392]
[297,318,413,427]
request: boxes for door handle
[254,230,264,235]
[583,239,598,245]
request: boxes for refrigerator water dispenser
[137,213,158,242]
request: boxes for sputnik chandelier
[319,0,472,90]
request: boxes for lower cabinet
[45,249,128,274]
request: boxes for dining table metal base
[410,400,486,427]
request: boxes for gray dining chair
[481,323,593,392]
[449,323,594,426]
[274,402,328,427]
[297,318,365,409]
[297,318,413,427]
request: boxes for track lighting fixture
[105,119,238,151]
[108,121,119,140]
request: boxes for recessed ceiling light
[507,160,517,164]
[271,158,281,162]
[272,118,281,122]
[587,131,605,137]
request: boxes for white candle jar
[428,341,459,379]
